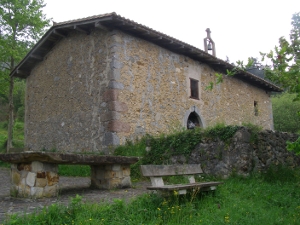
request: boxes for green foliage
[287,137,300,155]
[262,164,299,183]
[142,128,203,165]
[0,0,50,80]
[261,12,300,155]
[242,122,263,143]
[13,79,25,121]
[206,57,255,90]
[272,92,300,133]
[0,120,23,166]
[16,105,24,121]
[0,121,23,153]
[58,165,91,177]
[215,72,223,84]
[115,124,242,179]
[0,160,10,167]
[114,138,147,157]
[12,121,24,148]
[205,123,239,142]
[205,81,214,91]
[5,167,300,225]
[261,12,300,97]
[0,75,9,102]
[0,0,50,151]
[1,121,8,129]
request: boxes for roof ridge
[53,12,117,27]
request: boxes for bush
[16,106,24,122]
[272,92,300,133]
[1,121,8,129]
[114,124,242,179]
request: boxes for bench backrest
[140,164,203,177]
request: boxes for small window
[190,78,199,99]
[254,101,258,116]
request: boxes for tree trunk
[7,76,14,152]
[7,58,14,152]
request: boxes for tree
[261,12,300,154]
[0,0,50,152]
[272,92,300,133]
[261,12,300,100]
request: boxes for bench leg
[10,161,59,198]
[90,164,132,189]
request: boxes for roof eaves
[10,12,283,92]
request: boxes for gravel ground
[0,167,150,224]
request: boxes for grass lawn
[4,167,300,225]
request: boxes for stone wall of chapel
[24,28,273,152]
[115,31,273,144]
[25,29,115,153]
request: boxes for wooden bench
[140,164,222,195]
[0,151,139,198]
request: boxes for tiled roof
[53,12,117,26]
[10,12,282,92]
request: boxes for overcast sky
[43,0,300,64]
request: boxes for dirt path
[0,167,150,224]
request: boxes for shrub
[272,92,300,133]
[114,124,242,179]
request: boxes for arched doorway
[187,111,202,129]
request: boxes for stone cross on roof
[205,28,211,39]
[204,28,216,57]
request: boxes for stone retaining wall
[170,128,300,177]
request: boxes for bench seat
[146,181,223,191]
[140,164,222,195]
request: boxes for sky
[43,0,300,64]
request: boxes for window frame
[254,101,258,116]
[190,78,199,100]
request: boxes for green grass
[4,167,300,225]
[58,165,91,177]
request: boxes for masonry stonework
[25,27,274,153]
[167,128,300,177]
[115,31,273,144]
[10,162,59,198]
[26,29,117,153]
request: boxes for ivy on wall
[114,124,242,178]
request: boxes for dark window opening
[190,78,199,99]
[187,112,202,129]
[254,101,258,116]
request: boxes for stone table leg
[91,164,131,189]
[10,161,59,198]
